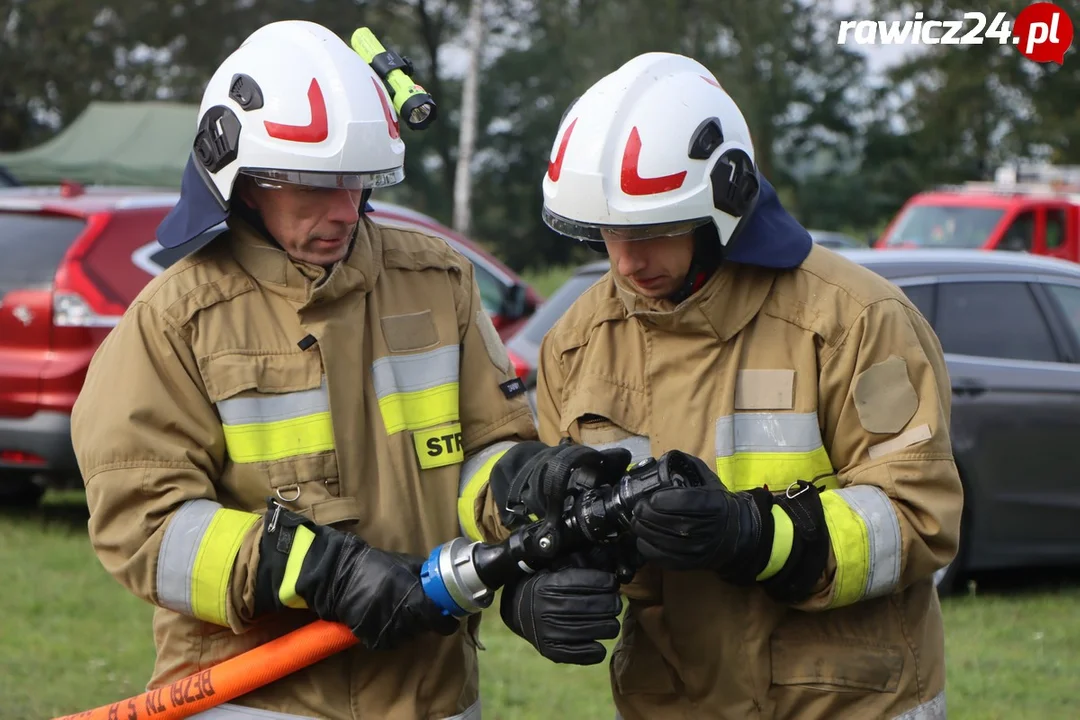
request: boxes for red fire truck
[875,164,1080,263]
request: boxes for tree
[452,0,485,234]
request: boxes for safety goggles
[241,166,405,191]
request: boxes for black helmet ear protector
[581,115,761,303]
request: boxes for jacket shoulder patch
[853,355,918,434]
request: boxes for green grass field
[3,493,1079,719]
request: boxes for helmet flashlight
[351,27,438,130]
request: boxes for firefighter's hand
[500,565,622,665]
[492,441,632,525]
[630,452,769,581]
[312,535,460,650]
[257,500,458,649]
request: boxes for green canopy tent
[0,101,198,188]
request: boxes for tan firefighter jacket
[474,243,961,720]
[70,214,537,720]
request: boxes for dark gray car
[505,248,1080,592]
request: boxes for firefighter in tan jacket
[70,21,625,720]
[469,53,962,719]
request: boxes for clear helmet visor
[240,166,405,191]
[542,206,710,242]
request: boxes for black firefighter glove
[630,450,831,604]
[499,552,623,666]
[488,439,633,528]
[254,499,459,650]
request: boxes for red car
[875,168,1080,263]
[0,182,539,504]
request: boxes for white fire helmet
[157,20,405,249]
[541,52,761,247]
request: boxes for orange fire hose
[52,620,358,720]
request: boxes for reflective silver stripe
[714,412,823,456]
[459,441,518,495]
[834,485,903,598]
[189,698,481,719]
[217,378,329,425]
[585,435,651,464]
[157,498,218,615]
[894,691,946,720]
[372,345,460,399]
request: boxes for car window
[0,212,86,294]
[1044,284,1080,351]
[935,281,1059,362]
[1046,209,1067,250]
[472,263,506,316]
[882,204,1004,249]
[997,210,1035,252]
[521,272,604,344]
[898,283,936,324]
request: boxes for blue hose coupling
[420,537,496,617]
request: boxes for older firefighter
[70,20,624,720]
[467,52,962,719]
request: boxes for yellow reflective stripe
[457,441,517,541]
[222,411,335,463]
[819,490,872,608]
[715,447,837,492]
[279,524,315,610]
[189,508,259,625]
[379,383,459,435]
[757,505,794,581]
[414,423,464,469]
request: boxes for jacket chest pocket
[372,341,464,472]
[561,374,651,463]
[201,351,360,527]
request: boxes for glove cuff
[254,498,352,618]
[758,481,830,605]
[488,441,555,527]
[713,487,775,585]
